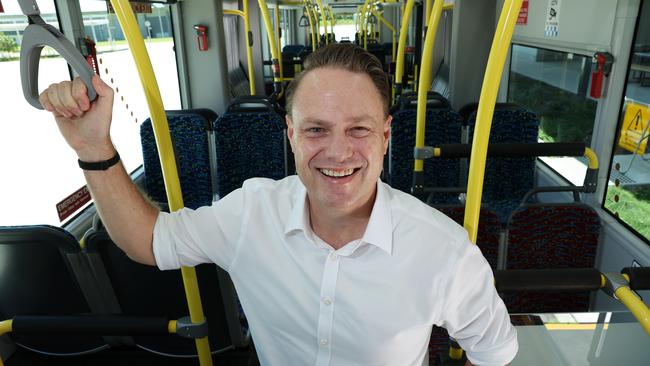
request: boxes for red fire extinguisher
[194,24,208,51]
[590,52,614,99]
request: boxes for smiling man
[41,43,517,365]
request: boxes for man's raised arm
[40,75,158,265]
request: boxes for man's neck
[308,193,376,250]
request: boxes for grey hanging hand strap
[19,0,97,110]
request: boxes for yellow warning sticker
[618,101,650,155]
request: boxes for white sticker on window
[545,0,561,37]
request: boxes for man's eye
[304,127,325,136]
[350,127,371,137]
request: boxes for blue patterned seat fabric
[389,102,462,204]
[504,204,600,313]
[214,102,287,198]
[140,111,215,210]
[467,106,540,223]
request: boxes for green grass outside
[604,185,650,241]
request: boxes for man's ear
[383,115,392,154]
[286,115,295,152]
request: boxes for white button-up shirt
[153,176,517,366]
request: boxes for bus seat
[140,109,218,210]
[389,92,462,204]
[82,225,250,357]
[214,96,288,198]
[466,105,540,223]
[428,325,450,366]
[504,204,600,313]
[0,226,109,356]
[282,45,306,58]
[434,206,501,270]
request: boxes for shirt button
[320,339,329,346]
[330,253,338,260]
[323,298,332,305]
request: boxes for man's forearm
[84,157,159,265]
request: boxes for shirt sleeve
[152,187,247,272]
[440,240,518,366]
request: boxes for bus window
[604,0,650,243]
[508,44,597,185]
[79,0,181,175]
[0,1,83,226]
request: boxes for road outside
[0,40,180,226]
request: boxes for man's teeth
[320,168,355,177]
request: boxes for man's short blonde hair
[286,44,390,116]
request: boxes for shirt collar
[284,180,394,255]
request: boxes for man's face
[287,67,391,214]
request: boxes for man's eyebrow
[302,118,332,126]
[350,114,377,123]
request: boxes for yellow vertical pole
[314,0,327,44]
[414,0,443,174]
[395,0,416,98]
[274,2,283,82]
[327,6,335,37]
[109,1,213,365]
[463,0,524,243]
[243,1,256,95]
[361,0,371,49]
[258,0,282,94]
[303,1,317,51]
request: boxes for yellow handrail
[244,0,256,95]
[109,1,213,364]
[373,8,397,62]
[584,147,599,169]
[463,0,523,243]
[395,0,416,99]
[361,0,372,49]
[274,2,284,91]
[314,0,327,44]
[0,319,12,366]
[258,0,282,94]
[327,6,335,37]
[414,0,444,173]
[223,9,244,17]
[617,279,650,336]
[303,1,317,51]
[224,7,256,95]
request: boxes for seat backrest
[389,94,462,203]
[466,105,540,223]
[434,206,501,270]
[0,226,107,355]
[214,97,288,198]
[504,204,600,313]
[140,109,217,210]
[83,228,248,356]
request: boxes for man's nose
[326,132,354,162]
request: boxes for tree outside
[0,34,18,60]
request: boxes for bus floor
[5,345,260,366]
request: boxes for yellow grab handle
[614,286,650,336]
